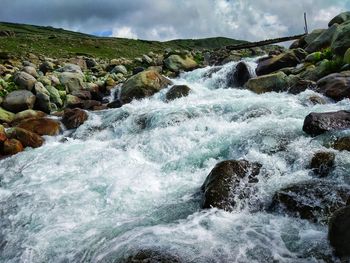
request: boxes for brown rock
[310,152,335,177]
[62,108,88,129]
[2,139,24,155]
[17,118,60,136]
[6,127,44,148]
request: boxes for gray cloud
[0,0,349,41]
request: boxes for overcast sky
[1,0,349,41]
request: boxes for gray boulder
[13,71,37,90]
[329,11,350,27]
[329,206,350,259]
[316,71,350,101]
[305,24,339,53]
[331,20,350,56]
[3,90,36,113]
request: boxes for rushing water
[1,59,350,263]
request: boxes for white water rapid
[1,59,350,263]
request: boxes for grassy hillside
[0,22,247,59]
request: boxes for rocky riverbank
[1,11,350,263]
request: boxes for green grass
[0,22,247,59]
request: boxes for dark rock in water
[269,180,349,223]
[328,206,350,259]
[288,79,317,95]
[165,85,191,101]
[203,66,222,79]
[201,160,261,211]
[316,71,350,101]
[6,127,44,148]
[133,67,145,75]
[62,108,88,129]
[310,152,335,177]
[228,61,252,87]
[2,139,23,155]
[333,136,350,151]
[308,95,326,105]
[303,111,350,136]
[123,249,184,263]
[107,100,122,109]
[255,49,305,76]
[17,117,60,136]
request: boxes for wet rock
[82,100,101,110]
[13,71,37,90]
[303,111,350,136]
[2,139,23,155]
[329,11,350,27]
[310,152,335,177]
[17,117,60,136]
[288,79,317,94]
[62,108,88,129]
[6,127,44,148]
[120,70,172,104]
[165,85,191,101]
[316,71,350,101]
[107,100,122,109]
[308,95,326,105]
[201,160,261,211]
[65,95,83,109]
[228,61,252,87]
[331,20,350,56]
[71,90,91,100]
[123,249,183,263]
[328,206,350,259]
[255,49,305,76]
[3,90,36,113]
[245,71,289,94]
[164,54,198,73]
[333,136,350,151]
[0,107,15,123]
[269,180,349,223]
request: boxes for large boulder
[316,71,350,101]
[328,206,350,259]
[46,86,63,107]
[13,109,46,123]
[22,66,38,78]
[245,71,289,94]
[0,107,15,123]
[269,180,349,223]
[201,160,261,211]
[329,11,350,27]
[228,61,253,87]
[2,139,23,155]
[6,127,44,148]
[305,29,326,45]
[13,71,37,90]
[58,72,84,93]
[165,85,191,101]
[164,55,198,73]
[303,110,350,136]
[62,108,88,129]
[331,20,350,56]
[120,70,172,104]
[2,90,36,113]
[310,151,335,177]
[255,49,305,76]
[305,24,339,53]
[17,118,60,136]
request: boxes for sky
[0,0,349,41]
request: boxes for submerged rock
[333,136,350,151]
[316,71,350,101]
[17,117,60,136]
[120,70,172,104]
[123,249,183,263]
[201,160,261,211]
[328,206,350,258]
[269,180,349,223]
[303,111,350,136]
[228,61,252,87]
[165,85,191,101]
[310,151,335,177]
[62,108,88,129]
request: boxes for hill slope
[0,22,247,59]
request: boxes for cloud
[0,0,348,41]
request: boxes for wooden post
[304,12,309,34]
